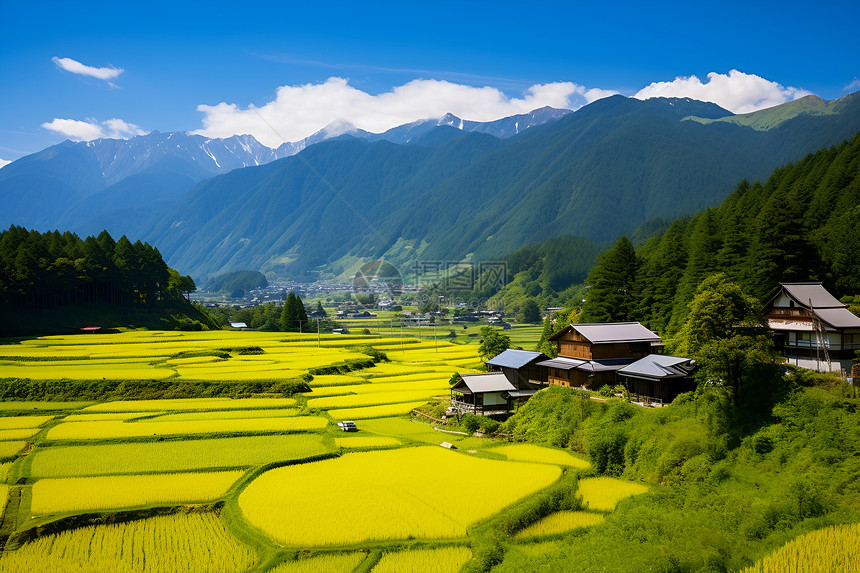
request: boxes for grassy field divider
[220,452,342,573]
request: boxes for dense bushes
[492,378,860,572]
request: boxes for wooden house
[450,373,517,416]
[541,322,663,387]
[764,282,860,373]
[617,355,698,405]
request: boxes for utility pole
[434,323,437,351]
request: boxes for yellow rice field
[0,462,13,482]
[334,436,401,449]
[514,511,605,538]
[0,415,53,429]
[492,444,591,469]
[0,441,26,459]
[0,364,175,380]
[140,408,300,422]
[30,434,330,477]
[740,523,860,573]
[0,428,41,441]
[329,402,431,420]
[577,477,649,511]
[83,397,297,412]
[46,416,327,440]
[307,389,445,410]
[239,447,561,545]
[306,374,367,386]
[0,512,256,573]
[31,470,244,514]
[0,485,8,521]
[372,546,473,573]
[62,411,164,421]
[270,553,366,573]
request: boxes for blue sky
[2,0,859,162]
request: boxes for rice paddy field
[739,523,860,573]
[0,327,639,572]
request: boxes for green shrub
[461,414,480,433]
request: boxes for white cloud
[634,70,811,114]
[845,78,860,92]
[52,56,123,85]
[41,118,147,141]
[193,77,616,147]
[0,158,11,170]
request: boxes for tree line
[574,131,860,336]
[0,226,196,311]
[207,295,334,332]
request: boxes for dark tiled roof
[618,355,697,380]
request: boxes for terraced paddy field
[0,328,645,572]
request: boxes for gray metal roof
[551,322,662,344]
[574,322,662,343]
[618,355,697,380]
[536,357,588,370]
[455,373,517,394]
[814,307,860,329]
[780,282,844,309]
[506,390,538,398]
[575,358,636,372]
[486,349,545,369]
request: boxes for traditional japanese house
[617,355,698,405]
[764,282,860,373]
[539,322,663,388]
[450,372,516,416]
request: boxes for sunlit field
[577,477,649,511]
[30,470,244,514]
[269,552,366,573]
[740,523,860,573]
[46,416,327,440]
[0,328,548,572]
[30,434,330,477]
[0,512,257,573]
[514,511,605,538]
[239,447,561,545]
[372,546,473,573]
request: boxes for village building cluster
[451,281,859,417]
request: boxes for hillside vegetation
[0,227,207,336]
[495,130,860,338]
[144,93,860,280]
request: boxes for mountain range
[2,93,859,282]
[0,107,568,239]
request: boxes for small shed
[450,372,516,416]
[617,355,698,405]
[230,322,248,329]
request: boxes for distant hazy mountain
[365,106,573,144]
[0,131,286,234]
[141,93,860,282]
[0,108,572,236]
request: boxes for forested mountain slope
[148,93,860,281]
